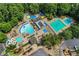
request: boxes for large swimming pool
[20,23,35,35]
[50,19,65,32]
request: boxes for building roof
[60,39,79,56]
[0,43,5,55]
[60,39,79,50]
[30,48,48,56]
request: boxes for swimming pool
[16,37,23,42]
[50,19,65,32]
[20,23,35,35]
[63,18,73,25]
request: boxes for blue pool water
[30,15,37,19]
[50,19,65,32]
[64,18,73,25]
[43,28,48,33]
[16,37,23,42]
[20,23,35,35]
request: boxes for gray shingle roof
[30,48,48,56]
[60,39,79,50]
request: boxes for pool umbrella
[27,16,30,19]
[41,16,45,19]
[23,39,28,42]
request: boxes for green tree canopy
[60,30,73,40]
[57,4,72,16]
[43,4,57,15]
[43,33,61,47]
[9,17,18,27]
[29,4,39,14]
[8,4,24,20]
[0,23,12,33]
[0,12,4,23]
[70,24,79,38]
[0,32,7,43]
[0,4,24,33]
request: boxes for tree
[9,17,18,27]
[73,4,79,22]
[57,4,72,16]
[8,4,24,21]
[0,32,7,43]
[70,24,79,38]
[0,23,12,33]
[39,4,57,20]
[76,49,79,56]
[69,4,78,17]
[5,44,16,55]
[43,34,52,47]
[23,4,29,13]
[60,30,73,40]
[0,4,24,33]
[43,33,61,48]
[40,4,57,16]
[45,13,53,20]
[0,4,9,22]
[29,4,39,14]
[7,44,16,50]
[0,12,4,23]
[51,35,61,46]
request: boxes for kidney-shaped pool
[19,23,35,35]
